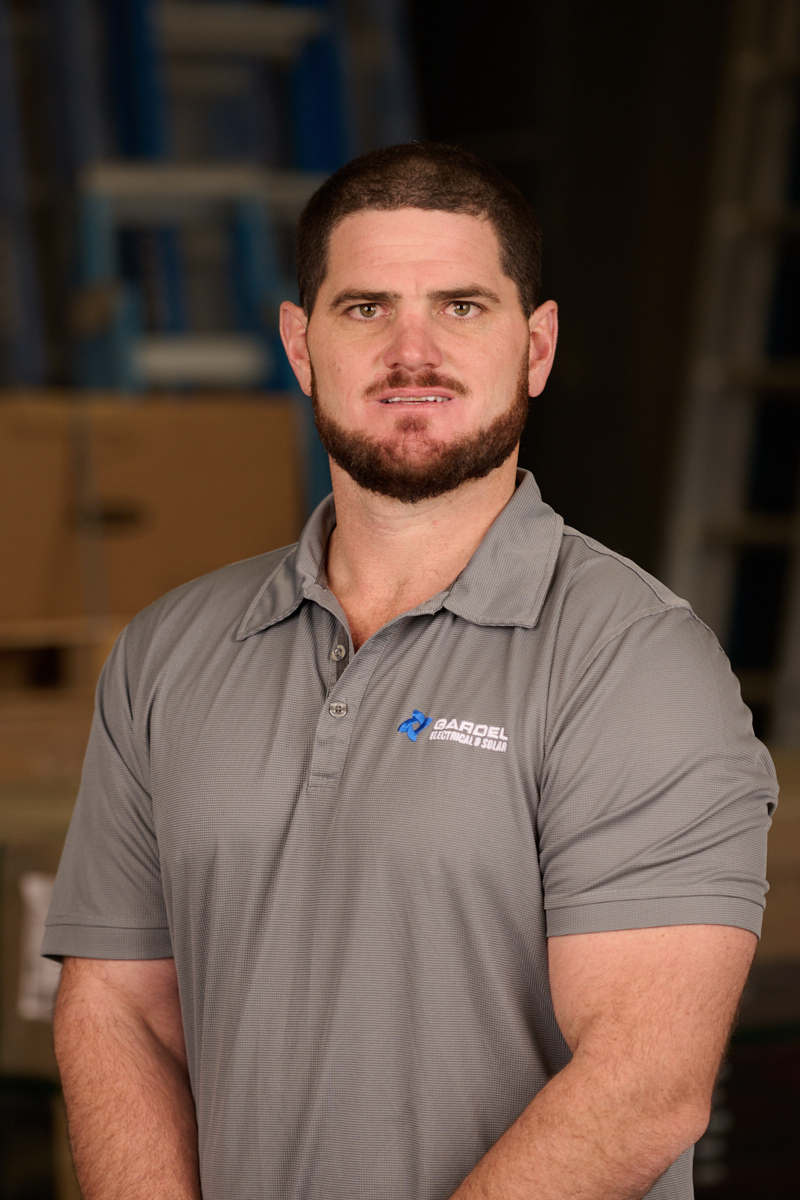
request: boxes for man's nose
[382,314,443,373]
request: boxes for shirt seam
[45,919,171,931]
[562,527,683,605]
[544,888,765,909]
[558,603,700,705]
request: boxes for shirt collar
[235,469,563,640]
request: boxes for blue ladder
[69,0,418,509]
[75,160,322,390]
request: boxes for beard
[311,355,530,504]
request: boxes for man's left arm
[450,922,755,1200]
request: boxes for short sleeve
[42,625,172,960]
[539,607,777,938]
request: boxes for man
[45,144,776,1200]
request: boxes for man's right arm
[54,956,201,1200]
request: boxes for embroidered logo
[398,709,433,742]
[428,718,509,753]
[398,711,509,753]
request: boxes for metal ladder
[662,0,800,742]
[73,160,324,389]
[70,1,341,386]
[53,0,416,509]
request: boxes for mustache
[364,370,469,399]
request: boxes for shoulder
[557,525,691,618]
[129,543,294,638]
[542,525,706,683]
[109,544,297,692]
[536,527,772,779]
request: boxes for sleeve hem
[545,894,764,938]
[41,923,173,961]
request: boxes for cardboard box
[0,400,74,622]
[0,393,304,623]
[0,693,93,787]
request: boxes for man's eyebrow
[329,289,400,310]
[427,286,503,304]
[328,285,504,311]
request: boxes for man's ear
[528,300,558,398]
[280,301,312,396]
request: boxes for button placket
[331,639,349,684]
[308,634,389,788]
[324,620,350,690]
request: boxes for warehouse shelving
[663,0,800,741]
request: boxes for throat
[341,589,434,651]
[323,460,520,649]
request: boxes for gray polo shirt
[44,470,776,1200]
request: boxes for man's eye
[450,302,476,317]
[355,304,379,318]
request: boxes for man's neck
[324,455,519,650]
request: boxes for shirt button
[331,644,346,661]
[329,701,348,718]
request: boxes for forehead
[324,208,507,289]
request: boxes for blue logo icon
[398,709,433,742]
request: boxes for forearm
[54,967,201,1200]
[449,1049,706,1200]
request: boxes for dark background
[410,0,731,574]
[2,5,798,1198]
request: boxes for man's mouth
[380,395,451,404]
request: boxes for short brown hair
[295,143,543,317]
